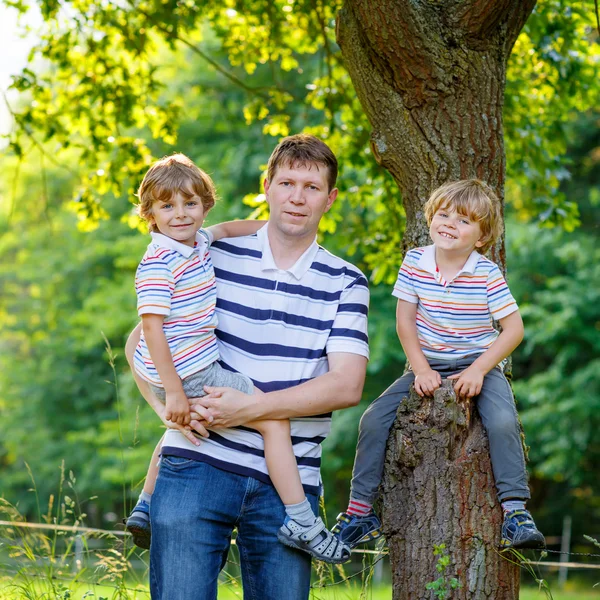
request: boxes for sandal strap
[298,517,327,542]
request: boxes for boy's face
[429,204,484,256]
[149,191,206,247]
[263,162,337,242]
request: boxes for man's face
[264,163,337,241]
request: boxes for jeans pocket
[161,455,196,470]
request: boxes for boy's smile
[429,205,484,257]
[149,191,206,247]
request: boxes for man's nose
[289,187,305,203]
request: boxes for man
[126,134,369,599]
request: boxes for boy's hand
[413,368,442,397]
[448,365,485,398]
[165,390,191,425]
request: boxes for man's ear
[325,187,338,213]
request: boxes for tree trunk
[381,380,519,599]
[337,0,537,266]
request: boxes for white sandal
[277,517,351,564]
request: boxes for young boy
[332,179,545,551]
[126,154,350,564]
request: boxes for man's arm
[207,220,266,242]
[125,323,210,444]
[196,352,367,429]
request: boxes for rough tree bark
[336,2,537,595]
[381,380,515,599]
[337,0,537,264]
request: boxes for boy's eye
[186,200,198,206]
[161,203,172,209]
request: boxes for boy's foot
[125,500,151,549]
[500,509,546,550]
[277,517,351,564]
[331,511,382,549]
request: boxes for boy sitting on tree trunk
[332,179,546,552]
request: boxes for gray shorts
[150,361,254,403]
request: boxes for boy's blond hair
[424,179,503,253]
[267,134,338,192]
[137,154,217,233]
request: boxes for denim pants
[350,355,530,504]
[149,457,318,600]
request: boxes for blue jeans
[149,457,318,600]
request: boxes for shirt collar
[150,231,207,258]
[418,244,481,276]
[257,223,319,280]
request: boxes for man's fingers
[189,419,209,438]
[190,404,213,423]
[181,426,201,446]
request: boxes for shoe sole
[126,522,151,550]
[277,531,351,564]
[500,537,546,551]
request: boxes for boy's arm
[396,299,441,396]
[207,219,266,242]
[126,323,211,444]
[449,310,524,397]
[142,314,190,426]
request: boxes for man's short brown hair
[137,154,217,232]
[424,179,503,253]
[266,134,338,192]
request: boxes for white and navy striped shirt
[162,224,370,494]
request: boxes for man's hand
[163,402,214,445]
[165,390,191,425]
[190,387,260,429]
[413,367,442,397]
[448,365,485,398]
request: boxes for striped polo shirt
[393,245,518,361]
[134,230,219,386]
[162,223,370,494]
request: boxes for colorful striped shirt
[162,224,370,494]
[134,230,219,386]
[392,245,518,361]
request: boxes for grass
[2,580,599,600]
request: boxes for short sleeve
[198,228,214,246]
[135,255,175,316]
[392,251,419,304]
[487,265,518,320]
[326,272,370,359]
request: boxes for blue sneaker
[500,509,545,550]
[331,512,383,549]
[125,500,151,549]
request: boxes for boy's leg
[350,372,415,506]
[475,366,544,549]
[126,436,163,549]
[150,458,239,600]
[236,480,318,600]
[333,372,414,548]
[250,418,350,564]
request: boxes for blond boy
[332,179,545,551]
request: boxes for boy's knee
[359,407,383,438]
[486,410,520,438]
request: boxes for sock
[138,491,152,506]
[285,498,317,526]
[347,498,373,517]
[501,499,526,514]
